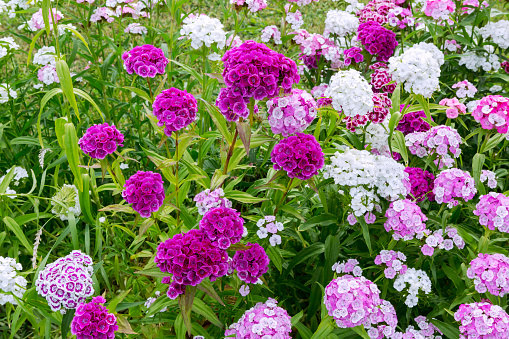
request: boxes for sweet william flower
[122,171,165,218]
[232,242,269,284]
[152,88,197,136]
[79,123,124,159]
[199,207,244,249]
[71,296,118,339]
[122,45,168,78]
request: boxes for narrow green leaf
[224,190,266,203]
[64,123,83,191]
[358,216,372,255]
[123,86,152,103]
[3,217,33,253]
[192,298,223,328]
[55,60,80,121]
[201,98,232,144]
[430,319,459,339]
[107,289,132,313]
[61,309,75,339]
[38,88,63,147]
[285,243,324,275]
[0,166,15,194]
[266,246,283,273]
[299,214,337,231]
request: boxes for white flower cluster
[260,26,282,45]
[0,37,19,59]
[411,42,445,66]
[322,148,409,216]
[324,69,373,117]
[490,85,503,93]
[459,52,500,72]
[33,46,56,66]
[479,20,509,49]
[393,268,432,308]
[388,45,441,98]
[480,170,497,189]
[332,259,363,277]
[256,215,284,246]
[0,0,31,18]
[0,166,27,199]
[286,9,303,30]
[324,10,359,38]
[125,23,148,35]
[180,14,226,50]
[0,83,17,104]
[51,184,82,221]
[0,256,27,305]
[365,113,392,157]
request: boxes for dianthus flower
[459,51,500,72]
[324,69,374,117]
[365,299,398,339]
[152,88,197,136]
[384,199,428,241]
[343,47,364,66]
[33,46,56,67]
[155,229,228,299]
[421,226,465,256]
[292,30,343,69]
[502,61,509,74]
[122,45,168,78]
[71,296,118,339]
[35,250,94,312]
[423,0,455,24]
[256,215,284,246]
[375,250,407,279]
[179,14,226,51]
[222,41,300,100]
[344,92,391,131]
[267,89,317,137]
[286,0,318,6]
[216,87,260,122]
[225,298,292,338]
[467,253,509,296]
[479,20,509,50]
[232,243,269,284]
[454,302,509,338]
[324,10,359,38]
[387,6,415,29]
[199,207,244,249]
[365,114,401,159]
[332,259,363,277]
[439,97,467,119]
[271,133,324,180]
[444,39,461,52]
[260,25,282,45]
[90,7,115,23]
[324,275,381,328]
[194,188,232,215]
[404,167,435,202]
[27,8,63,32]
[285,5,303,30]
[122,171,165,218]
[433,168,476,207]
[357,0,396,25]
[37,64,59,86]
[396,109,431,135]
[0,37,19,59]
[230,0,267,12]
[395,316,443,338]
[125,23,147,35]
[474,193,509,233]
[471,95,509,134]
[311,84,333,108]
[461,0,488,14]
[0,256,27,305]
[369,62,397,94]
[393,268,432,308]
[357,21,398,62]
[51,184,81,221]
[480,170,497,188]
[79,123,124,159]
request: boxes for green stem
[223,125,239,175]
[274,178,294,215]
[174,131,180,227]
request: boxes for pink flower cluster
[37,64,59,85]
[375,250,407,279]
[232,243,269,284]
[324,275,381,328]
[454,302,509,338]
[395,316,443,338]
[474,193,509,233]
[421,227,465,256]
[35,250,94,312]
[199,207,245,250]
[502,61,509,74]
[472,95,509,134]
[194,188,232,215]
[224,298,292,338]
[152,88,197,136]
[78,123,124,159]
[332,259,363,277]
[439,97,467,119]
[90,7,115,23]
[461,0,489,14]
[387,7,415,29]
[357,0,397,25]
[292,30,343,69]
[384,199,428,241]
[122,45,168,78]
[343,47,364,66]
[28,9,63,31]
[433,168,476,207]
[230,0,267,12]
[366,299,398,339]
[271,133,324,180]
[267,89,317,137]
[396,109,431,135]
[71,296,118,339]
[311,85,332,108]
[216,87,259,122]
[344,92,391,131]
[404,167,435,202]
[357,21,398,62]
[452,80,477,98]
[370,62,397,94]
[423,0,455,24]
[154,229,228,299]
[347,212,377,226]
[467,253,509,296]
[444,39,461,52]
[122,171,165,218]
[480,169,497,188]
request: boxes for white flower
[33,46,56,66]
[125,23,148,35]
[180,14,226,50]
[459,51,500,72]
[490,85,503,93]
[119,163,129,170]
[479,20,509,49]
[269,234,281,246]
[99,217,106,223]
[257,227,268,239]
[0,83,17,104]
[0,37,19,59]
[324,10,359,38]
[239,285,250,296]
[0,256,27,305]
[324,69,373,117]
[260,25,282,44]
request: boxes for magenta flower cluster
[35,250,94,312]
[374,250,407,279]
[199,207,245,250]
[299,52,320,69]
[396,109,431,135]
[311,84,333,108]
[384,199,428,241]
[433,168,476,207]
[78,123,124,159]
[122,45,168,78]
[474,192,509,233]
[404,167,435,202]
[152,88,197,136]
[467,253,509,296]
[267,89,317,137]
[502,61,509,74]
[357,0,397,25]
[365,299,398,339]
[343,47,363,66]
[194,188,232,216]
[472,95,509,134]
[154,229,228,299]
[271,133,324,180]
[216,87,259,122]
[421,227,465,256]
[122,171,165,218]
[439,97,466,119]
[232,242,269,284]
[357,21,398,62]
[324,275,381,328]
[370,62,397,94]
[71,296,118,339]
[224,298,292,338]
[454,302,509,338]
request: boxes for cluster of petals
[502,61,509,74]
[375,250,407,279]
[393,268,432,308]
[459,51,500,73]
[122,45,168,78]
[404,167,435,202]
[357,21,398,62]
[180,14,226,50]
[27,9,63,32]
[256,215,284,246]
[122,171,165,218]
[152,88,197,136]
[454,302,509,338]
[357,0,396,25]
[90,7,115,23]
[323,10,359,38]
[0,256,27,305]
[216,87,259,122]
[387,6,415,29]
[37,64,59,86]
[230,0,267,12]
[292,30,343,69]
[473,192,509,233]
[79,123,124,159]
[332,259,363,277]
[125,23,147,35]
[467,253,509,296]
[260,26,282,45]
[421,227,465,256]
[194,188,232,215]
[384,199,428,241]
[471,95,509,134]
[396,109,431,135]
[0,37,19,59]
[480,170,497,189]
[343,47,363,66]
[71,296,118,339]
[344,92,391,131]
[461,0,488,14]
[423,0,455,24]
[396,316,443,338]
[232,242,269,284]
[365,299,398,339]
[311,84,333,108]
[478,20,509,50]
[439,97,467,119]
[285,5,303,30]
[370,62,397,94]
[433,168,476,207]
[199,207,245,250]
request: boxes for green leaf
[171,59,203,82]
[201,98,232,144]
[64,123,83,191]
[61,309,75,339]
[55,60,80,121]
[38,88,63,147]
[310,316,334,339]
[116,314,137,334]
[197,279,224,306]
[236,121,251,153]
[480,133,505,154]
[280,204,306,222]
[192,298,223,328]
[472,153,485,194]
[266,246,283,273]
[41,0,51,36]
[391,130,409,165]
[299,214,337,231]
[0,166,15,194]
[224,190,266,203]
[73,88,105,121]
[178,285,197,335]
[430,319,459,339]
[27,29,46,66]
[68,213,79,251]
[351,325,371,339]
[285,243,324,275]
[415,94,433,125]
[291,310,304,327]
[358,216,372,255]
[107,289,131,313]
[124,86,152,103]
[58,25,91,53]
[3,216,33,253]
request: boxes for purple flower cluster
[324,275,381,328]
[357,21,398,62]
[365,299,398,339]
[216,87,260,122]
[384,199,428,241]
[71,296,118,339]
[152,88,197,136]
[370,62,396,94]
[78,123,124,159]
[154,229,228,299]
[395,316,443,338]
[299,52,320,69]
[433,169,476,207]
[122,171,165,218]
[221,40,300,102]
[311,84,332,108]
[472,95,509,134]
[343,47,364,66]
[199,207,245,249]
[224,298,292,339]
[122,45,168,78]
[454,302,509,338]
[232,242,269,284]
[467,253,509,296]
[474,192,509,233]
[271,133,324,180]
[194,188,232,216]
[421,227,465,256]
[267,89,317,137]
[404,167,435,202]
[374,250,407,279]
[396,109,431,135]
[35,250,94,312]
[502,61,509,74]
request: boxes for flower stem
[274,177,294,215]
[147,77,154,102]
[174,131,180,227]
[223,124,239,175]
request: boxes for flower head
[122,171,165,218]
[71,296,118,338]
[152,88,197,136]
[79,123,124,159]
[122,45,168,78]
